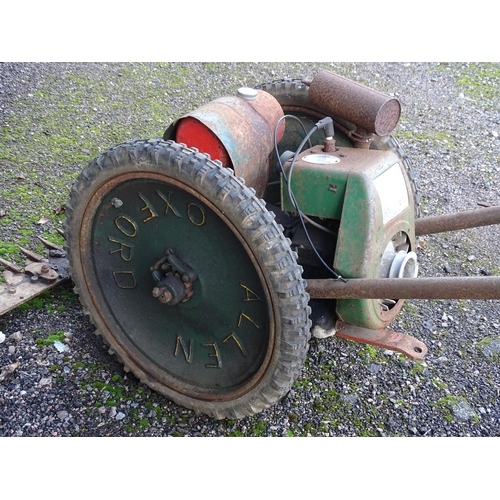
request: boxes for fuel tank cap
[236,87,258,100]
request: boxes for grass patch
[35,330,65,347]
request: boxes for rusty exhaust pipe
[306,276,500,300]
[303,70,401,137]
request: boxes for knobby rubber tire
[255,78,421,217]
[65,139,311,419]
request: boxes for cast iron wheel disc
[65,139,311,419]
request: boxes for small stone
[367,363,382,375]
[451,400,476,422]
[423,319,434,331]
[116,412,126,421]
[53,341,68,353]
[0,362,19,382]
[10,331,23,342]
[39,377,52,386]
[479,339,500,358]
[467,255,476,261]
[443,263,452,273]
[57,410,69,421]
[8,346,15,354]
[109,407,117,418]
[0,332,5,343]
[340,394,359,406]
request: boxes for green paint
[334,162,415,329]
[281,159,348,219]
[89,177,272,392]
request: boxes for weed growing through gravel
[35,329,65,347]
[433,395,477,423]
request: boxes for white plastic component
[302,153,340,164]
[236,87,258,100]
[389,250,419,278]
[373,163,409,224]
[312,323,337,339]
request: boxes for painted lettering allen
[237,312,260,329]
[202,343,222,368]
[223,333,247,356]
[240,283,261,302]
[138,193,158,223]
[174,335,193,363]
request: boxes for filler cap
[236,87,258,100]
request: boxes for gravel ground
[1,62,500,438]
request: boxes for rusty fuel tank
[164,88,285,199]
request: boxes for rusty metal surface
[0,238,70,316]
[306,70,401,137]
[0,257,23,274]
[335,321,427,360]
[24,262,59,281]
[0,256,69,316]
[415,205,500,235]
[307,276,500,300]
[169,90,284,198]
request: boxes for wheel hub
[151,248,198,305]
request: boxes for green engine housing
[281,144,416,330]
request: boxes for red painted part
[176,117,232,168]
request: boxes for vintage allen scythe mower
[2,70,500,419]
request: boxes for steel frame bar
[306,276,500,300]
[414,205,500,236]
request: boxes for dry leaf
[54,204,66,215]
[0,362,19,383]
[37,216,50,224]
